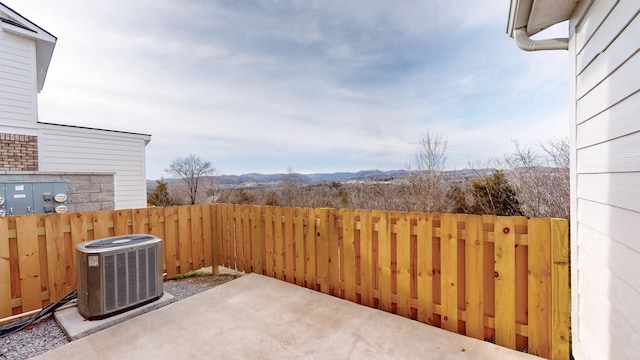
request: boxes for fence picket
[328,209,339,297]
[528,218,551,357]
[45,214,66,303]
[133,208,148,234]
[551,219,570,360]
[234,205,244,272]
[251,206,264,274]
[341,209,356,302]
[416,212,433,325]
[178,206,192,273]
[294,208,305,286]
[274,207,284,280]
[283,207,294,283]
[465,214,484,339]
[304,208,317,290]
[163,207,178,278]
[191,205,204,270]
[0,217,11,317]
[396,212,411,318]
[494,216,517,349]
[16,216,41,312]
[264,206,274,278]
[440,214,458,331]
[316,208,330,294]
[359,210,373,307]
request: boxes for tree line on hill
[148,132,569,219]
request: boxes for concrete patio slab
[37,274,540,359]
[54,293,176,341]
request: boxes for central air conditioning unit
[76,234,163,320]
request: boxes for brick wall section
[0,172,115,212]
[0,133,38,171]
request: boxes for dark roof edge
[38,121,151,138]
[0,1,57,40]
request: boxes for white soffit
[527,0,579,35]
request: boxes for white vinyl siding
[37,124,149,210]
[571,1,640,359]
[0,30,37,129]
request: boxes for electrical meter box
[0,182,68,216]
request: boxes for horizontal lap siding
[38,125,148,209]
[0,31,37,128]
[573,1,640,359]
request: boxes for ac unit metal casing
[76,234,163,320]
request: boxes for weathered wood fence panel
[2,205,217,317]
[214,204,569,359]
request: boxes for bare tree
[503,138,569,218]
[166,154,216,205]
[407,130,449,212]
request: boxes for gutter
[513,27,568,51]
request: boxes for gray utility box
[0,182,68,216]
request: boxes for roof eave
[507,0,579,38]
[0,2,57,92]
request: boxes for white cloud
[4,0,570,179]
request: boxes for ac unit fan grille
[103,246,159,313]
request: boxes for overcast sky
[7,1,569,179]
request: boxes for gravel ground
[0,273,240,360]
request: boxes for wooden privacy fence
[216,204,570,359]
[1,205,215,318]
[1,204,569,359]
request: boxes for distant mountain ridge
[148,168,482,189]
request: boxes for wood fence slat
[274,207,284,280]
[215,204,223,268]
[235,205,245,272]
[178,206,192,273]
[114,209,130,235]
[396,212,411,318]
[465,214,484,339]
[163,207,178,278]
[305,208,317,290]
[328,208,340,297]
[283,207,294,282]
[93,211,111,239]
[359,210,373,307]
[528,218,551,358]
[132,208,148,234]
[45,214,66,303]
[416,212,433,324]
[251,205,264,274]
[243,205,252,272]
[264,206,274,278]
[294,208,305,286]
[210,204,220,275]
[494,216,517,349]
[16,216,41,312]
[375,211,392,312]
[202,204,213,268]
[551,219,570,360]
[440,214,459,331]
[341,209,356,302]
[316,208,330,294]
[148,208,166,275]
[68,213,87,288]
[192,205,205,269]
[0,217,11,317]
[225,204,235,269]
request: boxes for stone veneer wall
[0,133,38,171]
[0,172,115,213]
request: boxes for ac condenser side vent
[76,234,163,320]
